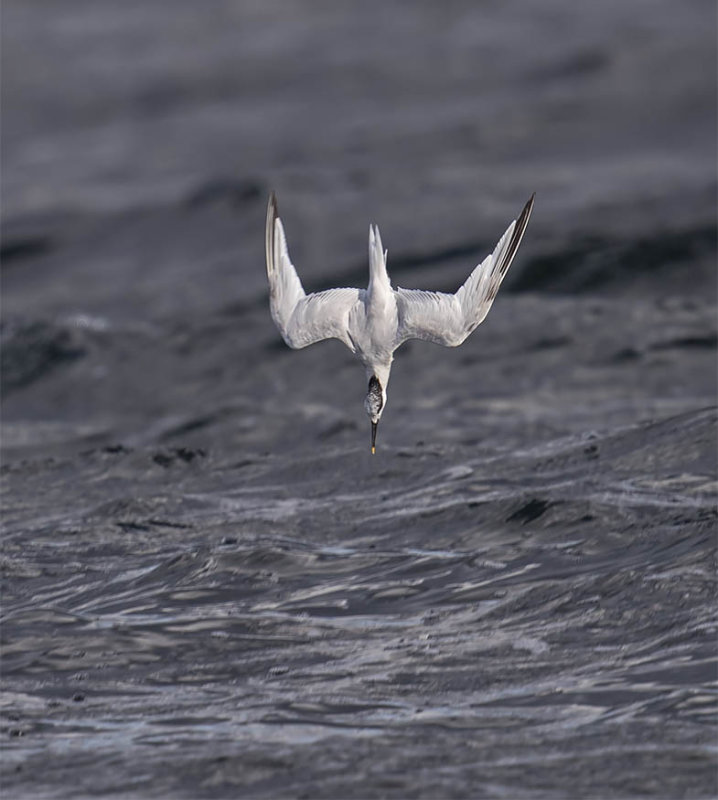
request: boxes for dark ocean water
[2,1,717,798]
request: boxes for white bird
[266,192,535,453]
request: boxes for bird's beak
[371,421,378,454]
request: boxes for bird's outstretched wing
[266,193,362,350]
[394,194,534,347]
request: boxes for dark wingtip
[521,192,536,222]
[495,192,536,280]
[266,192,279,276]
[519,192,535,233]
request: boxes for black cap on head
[367,376,383,416]
[367,376,383,454]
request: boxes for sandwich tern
[265,192,534,452]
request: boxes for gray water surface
[2,2,717,798]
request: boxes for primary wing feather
[394,194,534,348]
[265,193,362,350]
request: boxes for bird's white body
[265,193,534,449]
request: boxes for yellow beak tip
[371,446,376,455]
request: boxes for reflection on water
[3,408,716,797]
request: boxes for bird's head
[364,375,387,454]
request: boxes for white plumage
[265,192,534,451]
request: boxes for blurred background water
[2,2,716,798]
